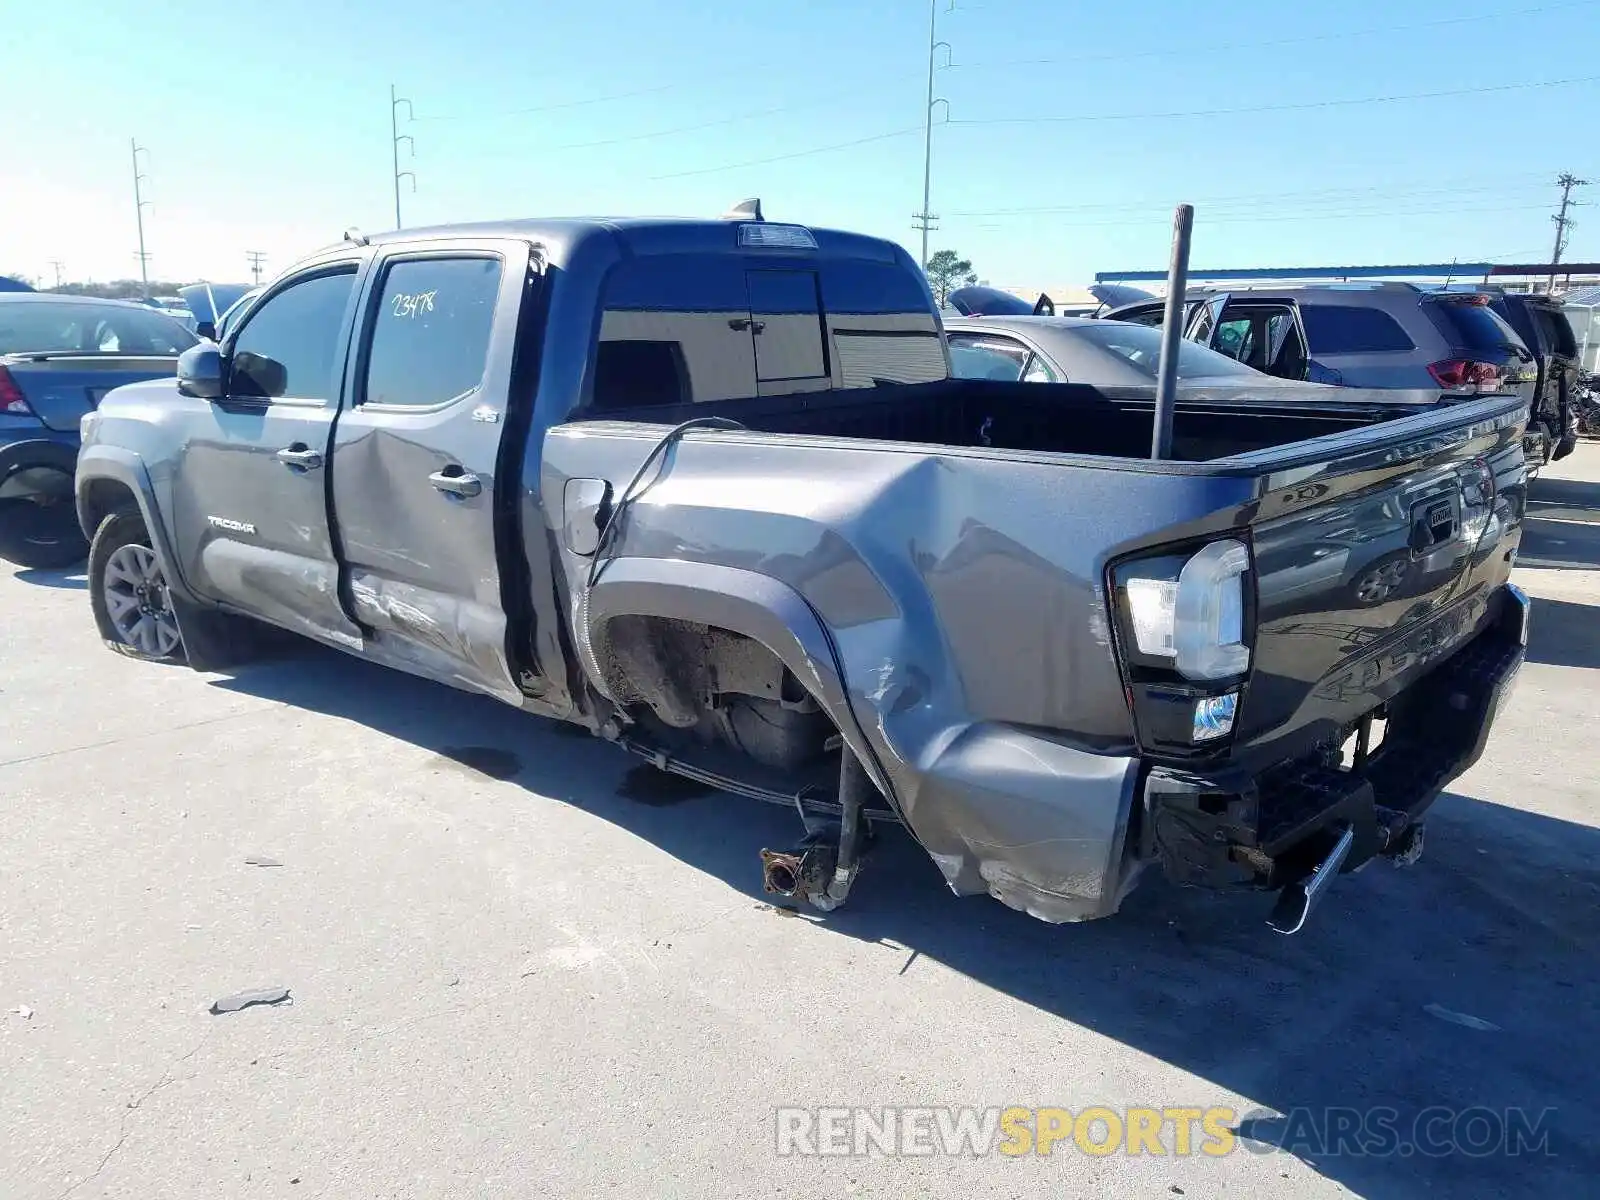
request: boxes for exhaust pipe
[1267,824,1354,935]
[760,843,835,900]
[761,851,801,897]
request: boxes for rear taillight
[0,365,32,415]
[1428,358,1503,392]
[1113,539,1252,748]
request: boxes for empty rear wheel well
[594,614,836,771]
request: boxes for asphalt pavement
[3,449,1598,1200]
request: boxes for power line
[948,75,1600,129]
[1549,172,1590,288]
[950,178,1554,219]
[414,82,677,123]
[949,0,1588,71]
[656,74,1596,185]
[964,202,1551,232]
[409,56,892,125]
[649,126,922,180]
[543,94,867,152]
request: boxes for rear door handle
[276,445,323,470]
[429,468,482,498]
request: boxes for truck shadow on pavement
[1521,475,1600,570]
[210,643,1599,1200]
[1525,594,1600,669]
[13,566,87,589]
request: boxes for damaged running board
[1266,824,1355,935]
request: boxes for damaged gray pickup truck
[74,208,1529,933]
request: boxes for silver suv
[1108,281,1536,402]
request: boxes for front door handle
[429,467,482,498]
[276,445,323,470]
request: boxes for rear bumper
[1145,582,1527,893]
[909,584,1527,924]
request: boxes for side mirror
[176,343,225,399]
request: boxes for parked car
[75,209,1526,935]
[947,314,1343,395]
[1107,283,1544,459]
[0,294,196,567]
[213,285,263,342]
[946,283,1152,320]
[1473,289,1580,466]
[178,283,255,341]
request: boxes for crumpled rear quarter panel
[543,427,1259,917]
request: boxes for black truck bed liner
[592,379,1394,463]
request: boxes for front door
[169,262,366,647]
[326,241,532,704]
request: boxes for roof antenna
[722,198,763,222]
[1441,258,1457,289]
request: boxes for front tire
[88,509,186,663]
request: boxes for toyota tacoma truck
[73,206,1529,933]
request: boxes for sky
[2,0,1597,291]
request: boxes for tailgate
[2,355,179,432]
[1225,393,1526,767]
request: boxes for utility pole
[391,84,416,229]
[912,0,952,271]
[48,260,64,289]
[131,139,152,295]
[1548,172,1589,292]
[246,251,267,285]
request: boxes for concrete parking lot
[3,452,1598,1200]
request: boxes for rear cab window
[590,251,946,410]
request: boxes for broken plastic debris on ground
[209,987,292,1015]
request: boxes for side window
[1533,307,1578,358]
[231,270,357,401]
[1214,316,1252,361]
[1122,305,1166,328]
[363,257,503,407]
[594,256,756,408]
[947,334,1029,381]
[1022,354,1060,383]
[1298,304,1416,354]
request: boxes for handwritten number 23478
[391,290,437,319]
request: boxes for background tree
[924,250,977,306]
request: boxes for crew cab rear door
[327,238,535,704]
